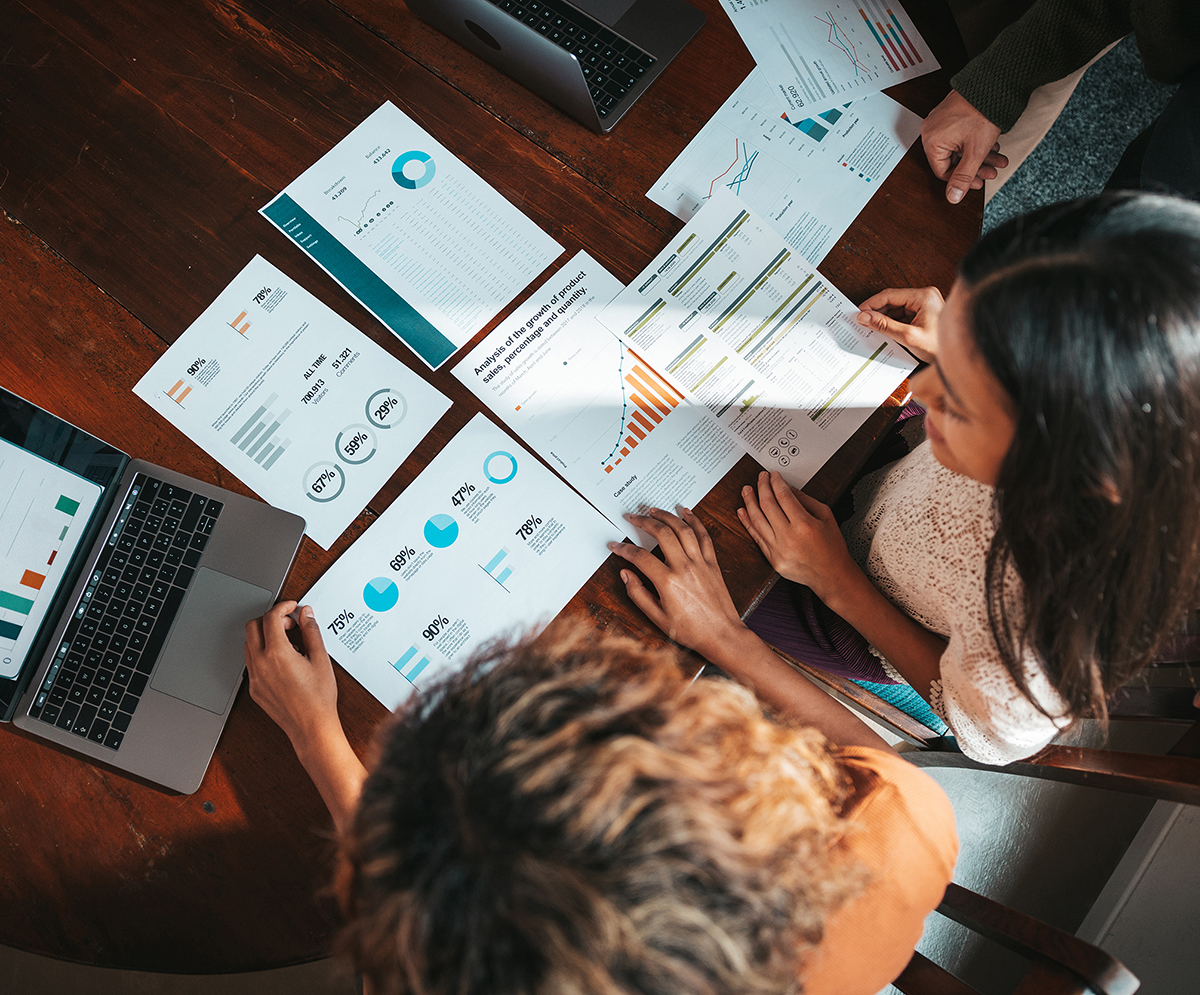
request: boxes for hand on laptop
[245,601,366,832]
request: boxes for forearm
[292,718,368,836]
[951,0,1132,131]
[820,567,946,700]
[700,625,893,752]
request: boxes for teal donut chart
[393,150,435,190]
[483,450,518,484]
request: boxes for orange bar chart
[166,380,192,405]
[603,358,684,474]
[228,310,251,336]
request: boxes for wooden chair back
[892,883,1140,995]
[774,647,1200,804]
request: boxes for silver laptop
[404,0,705,132]
[1,387,305,793]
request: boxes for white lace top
[841,440,1070,765]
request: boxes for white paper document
[455,253,743,545]
[303,413,622,709]
[721,0,937,113]
[134,256,452,549]
[598,189,916,490]
[261,102,563,370]
[649,70,922,265]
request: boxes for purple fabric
[747,400,925,684]
[747,580,898,683]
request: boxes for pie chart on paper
[424,513,459,548]
[363,576,400,612]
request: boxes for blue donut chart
[483,450,518,484]
[393,150,435,189]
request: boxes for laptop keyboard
[484,0,657,119]
[27,474,223,751]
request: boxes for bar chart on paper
[854,0,926,71]
[479,547,514,588]
[603,353,684,475]
[0,440,101,675]
[724,0,938,112]
[803,1,934,94]
[392,644,433,686]
[503,329,691,484]
[648,69,922,267]
[780,2,930,98]
[165,379,193,407]
[229,393,292,470]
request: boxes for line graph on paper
[737,1,937,109]
[338,189,382,230]
[708,140,761,199]
[816,11,869,76]
[602,345,632,463]
[653,124,798,222]
[601,347,682,475]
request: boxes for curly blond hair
[336,626,863,995]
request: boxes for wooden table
[0,0,980,972]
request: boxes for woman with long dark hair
[613,192,1200,764]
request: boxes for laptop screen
[0,389,126,685]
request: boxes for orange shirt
[801,747,959,995]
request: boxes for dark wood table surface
[0,0,981,972]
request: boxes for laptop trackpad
[151,568,273,715]
[576,0,637,23]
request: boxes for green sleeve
[950,0,1133,132]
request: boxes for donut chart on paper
[392,150,435,190]
[482,450,517,484]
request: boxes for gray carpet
[983,34,1179,234]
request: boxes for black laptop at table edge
[403,0,706,133]
[1,387,306,794]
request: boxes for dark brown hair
[335,627,862,995]
[961,192,1200,721]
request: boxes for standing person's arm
[924,0,1133,203]
[245,601,367,834]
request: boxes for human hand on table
[738,471,859,604]
[244,600,340,754]
[611,506,893,751]
[856,285,944,363]
[245,601,366,832]
[609,506,747,661]
[921,90,1007,205]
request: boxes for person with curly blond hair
[245,606,956,995]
